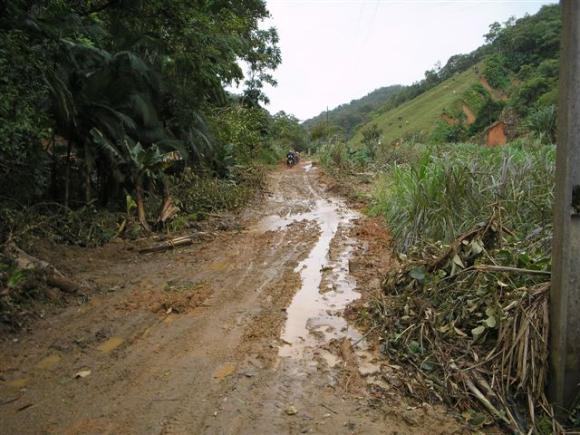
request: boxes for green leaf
[409,266,426,281]
[408,340,423,354]
[471,325,486,337]
[469,239,484,256]
[126,194,136,213]
[484,316,497,328]
[452,254,465,268]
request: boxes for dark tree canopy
[0,0,286,219]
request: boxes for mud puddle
[254,180,369,363]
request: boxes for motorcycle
[287,152,297,167]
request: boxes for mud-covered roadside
[0,162,464,434]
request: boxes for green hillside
[303,85,403,138]
[350,66,482,146]
[346,4,560,148]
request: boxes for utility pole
[326,106,329,143]
[550,0,580,414]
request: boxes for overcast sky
[259,0,558,120]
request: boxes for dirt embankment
[0,162,464,434]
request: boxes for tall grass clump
[371,143,555,251]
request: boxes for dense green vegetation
[0,0,306,242]
[366,143,557,432]
[485,5,560,115]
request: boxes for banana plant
[92,130,166,231]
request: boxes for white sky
[260,0,559,120]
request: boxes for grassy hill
[303,85,403,138]
[350,65,485,146]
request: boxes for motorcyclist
[287,150,297,167]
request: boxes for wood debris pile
[372,214,563,432]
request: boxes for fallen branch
[139,233,209,254]
[428,225,488,272]
[352,324,380,347]
[46,274,83,294]
[464,379,512,428]
[473,264,551,276]
[377,215,556,432]
[320,403,338,414]
[4,242,85,294]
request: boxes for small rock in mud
[401,410,421,426]
[150,302,163,313]
[213,363,236,380]
[74,369,91,379]
[285,405,298,415]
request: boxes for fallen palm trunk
[139,232,209,254]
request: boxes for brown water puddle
[251,164,383,384]
[254,191,363,358]
[278,198,360,358]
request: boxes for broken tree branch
[139,233,209,254]
[4,243,85,294]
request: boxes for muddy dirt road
[0,162,462,434]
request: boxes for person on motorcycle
[287,150,297,167]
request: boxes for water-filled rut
[278,197,361,357]
[255,166,364,360]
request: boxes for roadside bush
[0,202,123,248]
[171,165,266,217]
[510,76,553,115]
[371,143,555,251]
[256,142,286,165]
[429,120,466,144]
[318,141,352,174]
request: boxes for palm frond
[90,128,123,162]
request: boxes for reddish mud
[0,162,464,434]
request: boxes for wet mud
[0,162,464,434]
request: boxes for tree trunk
[64,139,72,208]
[157,176,179,226]
[135,176,150,232]
[84,142,91,205]
[4,243,85,294]
[50,133,58,201]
